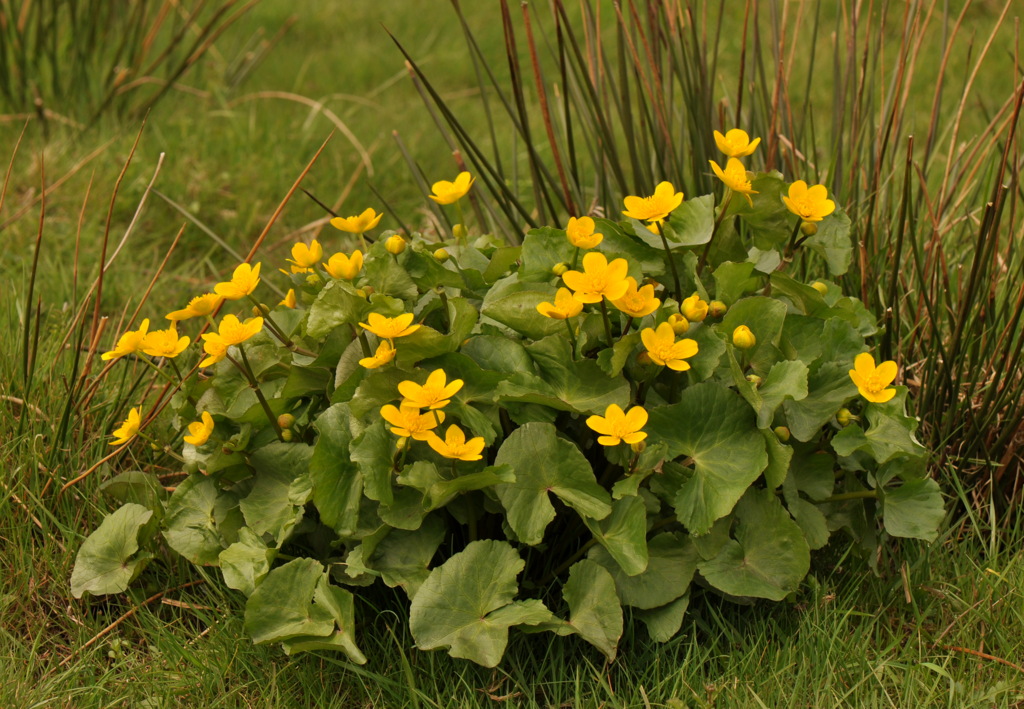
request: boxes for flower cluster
[381,369,485,461]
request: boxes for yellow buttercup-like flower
[380,403,444,440]
[279,289,297,309]
[359,312,420,340]
[287,240,323,271]
[184,411,215,446]
[667,313,689,335]
[611,277,661,318]
[586,404,648,446]
[709,158,758,206]
[199,335,229,368]
[166,294,222,321]
[323,250,364,280]
[713,128,761,158]
[622,181,684,223]
[101,318,151,361]
[110,407,141,446]
[565,216,603,249]
[216,314,264,346]
[398,369,464,410]
[429,171,474,205]
[215,262,261,301]
[140,325,190,359]
[640,322,698,371]
[680,293,709,322]
[536,287,585,320]
[426,424,486,461]
[782,180,836,222]
[359,340,396,369]
[562,251,630,304]
[732,325,757,350]
[330,208,383,234]
[849,352,898,404]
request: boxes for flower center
[864,373,888,394]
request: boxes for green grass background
[1,1,1023,706]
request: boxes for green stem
[454,201,467,245]
[599,300,615,349]
[697,191,734,276]
[570,245,580,270]
[564,318,579,360]
[824,489,879,503]
[436,287,450,331]
[784,219,803,260]
[230,347,284,441]
[658,224,683,302]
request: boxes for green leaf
[219,527,276,596]
[718,296,788,370]
[306,280,369,340]
[368,515,445,598]
[518,227,576,282]
[664,194,715,247]
[164,474,238,565]
[310,404,363,539]
[730,351,809,429]
[99,471,165,519]
[241,442,313,544]
[364,251,418,299]
[725,172,792,250]
[484,246,522,283]
[562,560,623,660]
[396,297,479,366]
[244,558,334,643]
[784,362,858,442]
[520,335,631,414]
[350,419,395,506]
[589,532,697,609]
[70,503,154,598]
[698,490,811,601]
[831,389,926,464]
[405,246,466,290]
[787,498,831,550]
[713,261,760,306]
[804,209,853,276]
[686,323,726,381]
[882,478,944,542]
[480,277,563,339]
[461,335,536,375]
[761,429,793,490]
[281,580,367,663]
[646,383,767,535]
[410,540,549,667]
[494,423,611,545]
[596,332,640,377]
[635,594,690,642]
[582,496,649,576]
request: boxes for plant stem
[564,318,579,359]
[436,287,450,331]
[698,191,734,276]
[570,245,580,270]
[824,489,879,503]
[658,224,683,302]
[454,201,467,245]
[229,347,284,441]
[599,300,615,348]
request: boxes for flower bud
[667,313,690,335]
[709,300,728,318]
[811,281,828,295]
[630,440,647,454]
[681,293,709,322]
[362,285,375,296]
[800,221,818,236]
[552,262,569,276]
[636,351,653,366]
[746,373,762,385]
[434,248,450,262]
[452,224,467,240]
[251,303,270,317]
[836,408,853,426]
[395,437,408,451]
[280,429,294,442]
[277,413,295,429]
[305,273,323,286]
[773,425,791,442]
[733,325,756,349]
[355,288,367,299]
[385,234,407,255]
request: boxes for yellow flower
[426,424,486,461]
[323,250,364,280]
[429,171,474,205]
[611,277,661,318]
[586,404,648,446]
[287,240,323,271]
[215,262,261,300]
[709,158,758,206]
[732,325,757,349]
[140,325,190,359]
[359,340,396,369]
[536,287,585,320]
[640,322,699,371]
[184,411,214,446]
[622,181,684,222]
[110,407,141,446]
[101,319,151,361]
[782,180,836,222]
[330,208,383,234]
[166,294,222,322]
[562,251,630,304]
[713,129,761,158]
[380,403,444,440]
[680,293,709,322]
[565,216,603,249]
[279,289,297,309]
[667,313,689,335]
[199,335,229,368]
[359,312,420,340]
[216,314,265,346]
[849,352,898,404]
[385,235,407,255]
[397,369,464,410]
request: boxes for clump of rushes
[75,134,934,672]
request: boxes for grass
[2,0,1023,706]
